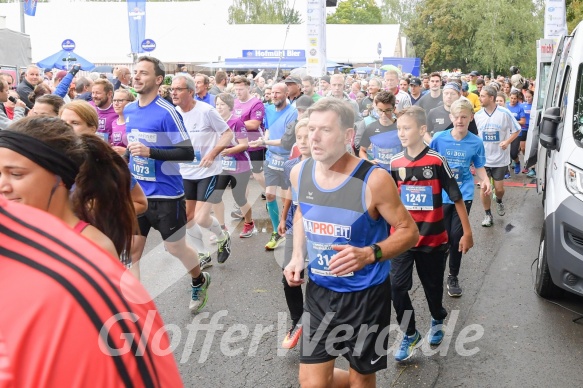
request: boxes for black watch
[369,244,382,263]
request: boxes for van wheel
[535,226,563,298]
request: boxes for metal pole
[19,0,25,34]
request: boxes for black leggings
[212,170,252,207]
[443,201,472,277]
[510,135,521,161]
[281,233,304,325]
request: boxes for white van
[525,25,583,298]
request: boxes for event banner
[306,0,327,77]
[127,0,146,54]
[544,0,568,43]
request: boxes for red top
[73,219,90,233]
[0,197,183,387]
[390,147,462,252]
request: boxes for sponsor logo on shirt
[303,219,352,239]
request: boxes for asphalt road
[138,175,583,387]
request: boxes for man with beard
[124,56,209,313]
[90,79,118,144]
[249,83,297,250]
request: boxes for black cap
[469,71,480,76]
[410,77,421,86]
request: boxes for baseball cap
[55,70,68,81]
[410,77,421,86]
[295,95,314,110]
[469,71,479,77]
[461,81,469,92]
[443,82,461,94]
[320,75,331,84]
[284,76,301,85]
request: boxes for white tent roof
[0,1,401,65]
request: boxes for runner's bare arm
[200,128,233,167]
[328,168,418,276]
[244,119,262,131]
[284,163,306,286]
[453,198,473,253]
[368,168,419,258]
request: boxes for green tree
[228,0,302,24]
[326,0,382,24]
[406,0,543,76]
[567,0,583,33]
[380,0,420,28]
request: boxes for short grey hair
[173,74,196,91]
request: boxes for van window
[574,64,583,146]
[551,36,573,108]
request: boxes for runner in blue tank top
[284,98,418,387]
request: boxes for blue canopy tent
[381,58,421,77]
[36,49,95,71]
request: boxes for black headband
[0,130,79,189]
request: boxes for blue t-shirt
[430,129,486,203]
[264,103,298,156]
[359,121,401,171]
[521,102,532,132]
[506,102,526,130]
[124,96,189,199]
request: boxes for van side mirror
[539,107,561,150]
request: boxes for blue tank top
[298,158,389,292]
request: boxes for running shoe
[231,208,244,219]
[514,162,521,175]
[261,192,266,200]
[504,172,511,179]
[521,167,529,174]
[265,232,285,250]
[190,272,211,312]
[199,252,212,270]
[496,201,505,216]
[447,275,463,297]
[394,330,422,362]
[481,214,493,227]
[240,221,258,238]
[428,318,445,346]
[217,232,231,264]
[282,323,303,349]
[527,169,536,178]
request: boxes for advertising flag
[127,0,146,54]
[23,0,38,17]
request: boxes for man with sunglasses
[358,91,401,171]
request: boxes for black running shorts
[137,198,187,242]
[300,276,392,374]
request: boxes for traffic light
[326,0,338,6]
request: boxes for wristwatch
[369,244,382,263]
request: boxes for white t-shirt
[395,89,412,112]
[178,101,230,180]
[474,106,520,167]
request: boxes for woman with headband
[0,117,137,260]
